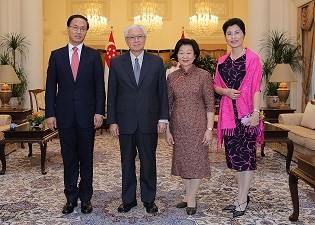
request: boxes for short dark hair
[170,53,177,60]
[67,14,89,30]
[222,18,245,36]
[173,38,200,64]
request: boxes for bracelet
[207,127,213,131]
[253,109,260,113]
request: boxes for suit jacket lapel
[138,52,150,86]
[61,45,73,81]
[75,45,90,82]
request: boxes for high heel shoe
[222,195,250,212]
[176,201,187,208]
[232,201,248,218]
[186,203,197,215]
[222,204,236,212]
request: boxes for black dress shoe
[118,201,137,213]
[62,202,77,214]
[143,202,158,213]
[176,201,187,208]
[232,201,248,218]
[222,195,250,212]
[222,204,236,212]
[186,206,197,215]
[233,209,246,218]
[81,201,93,214]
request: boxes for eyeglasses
[126,35,146,41]
[69,26,87,32]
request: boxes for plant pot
[9,97,20,109]
[266,96,279,108]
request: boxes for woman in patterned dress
[214,18,264,218]
[166,39,215,215]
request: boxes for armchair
[28,89,45,115]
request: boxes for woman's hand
[165,130,174,146]
[224,88,241,100]
[202,129,213,146]
[249,112,260,127]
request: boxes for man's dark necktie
[134,57,140,84]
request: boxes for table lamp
[268,63,297,108]
[0,65,21,109]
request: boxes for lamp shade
[0,65,21,84]
[268,63,297,83]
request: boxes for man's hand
[109,123,119,138]
[157,122,167,133]
[46,117,57,131]
[94,114,103,129]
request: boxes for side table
[262,122,294,174]
[289,154,315,221]
[261,107,296,123]
[0,123,58,175]
[0,108,32,124]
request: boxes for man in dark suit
[45,14,105,215]
[107,24,169,214]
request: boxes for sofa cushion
[287,127,308,148]
[274,123,315,151]
[301,102,315,129]
[305,138,315,151]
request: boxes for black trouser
[119,128,158,203]
[59,119,95,203]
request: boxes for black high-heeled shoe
[222,195,250,212]
[232,201,248,218]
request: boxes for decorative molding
[43,0,48,22]
[43,27,50,36]
[128,0,171,21]
[295,0,314,7]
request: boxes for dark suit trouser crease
[58,119,95,203]
[119,128,158,203]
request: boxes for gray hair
[124,24,147,37]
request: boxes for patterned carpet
[0,132,314,225]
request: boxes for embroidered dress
[219,55,257,171]
[167,65,215,178]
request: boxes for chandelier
[134,0,163,35]
[189,0,219,36]
[84,1,108,37]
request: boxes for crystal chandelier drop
[134,0,163,35]
[84,1,108,37]
[189,0,219,36]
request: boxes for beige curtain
[299,1,315,110]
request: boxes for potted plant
[0,32,29,107]
[195,54,216,77]
[260,30,302,107]
[195,54,220,106]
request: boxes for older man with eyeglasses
[107,24,169,214]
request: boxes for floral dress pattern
[167,65,215,178]
[219,55,257,171]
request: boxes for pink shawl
[214,48,264,150]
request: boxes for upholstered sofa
[0,114,17,155]
[275,102,315,157]
[0,114,11,137]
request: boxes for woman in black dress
[214,18,264,218]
